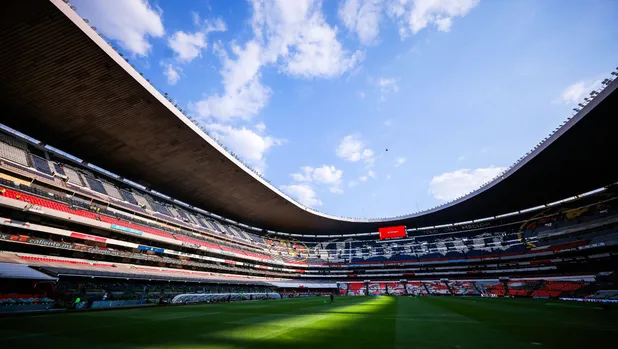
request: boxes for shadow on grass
[0,296,397,349]
[419,296,618,349]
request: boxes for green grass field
[1,296,616,349]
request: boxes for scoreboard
[378,226,407,240]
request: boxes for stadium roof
[0,263,58,281]
[0,0,617,234]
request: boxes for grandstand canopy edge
[0,0,617,234]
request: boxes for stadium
[0,1,617,348]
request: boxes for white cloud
[191,78,270,122]
[329,186,344,194]
[360,170,375,182]
[559,79,603,104]
[73,0,164,56]
[190,41,271,122]
[192,13,227,33]
[205,123,284,174]
[291,166,314,182]
[348,170,375,187]
[339,0,479,44]
[395,157,406,167]
[434,16,453,32]
[336,135,375,165]
[168,16,226,63]
[162,63,181,85]
[255,122,267,132]
[378,77,399,91]
[251,0,363,78]
[291,165,344,194]
[428,166,506,201]
[376,77,399,101]
[313,165,344,184]
[339,0,384,45]
[387,0,480,37]
[190,1,365,173]
[281,183,323,207]
[386,174,392,180]
[168,31,207,62]
[190,0,363,141]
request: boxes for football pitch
[1,296,616,349]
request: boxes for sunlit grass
[1,296,616,349]
[212,297,394,344]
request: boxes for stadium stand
[0,140,29,166]
[0,74,616,313]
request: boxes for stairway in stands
[472,282,484,295]
[526,280,545,297]
[422,282,432,295]
[443,281,454,295]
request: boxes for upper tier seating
[187,213,201,226]
[0,133,27,149]
[132,193,153,210]
[174,234,221,250]
[3,179,617,267]
[119,189,139,205]
[150,201,172,216]
[5,252,280,284]
[52,163,66,176]
[2,126,618,268]
[0,141,29,166]
[101,182,123,200]
[83,176,107,195]
[0,183,275,262]
[63,167,84,186]
[19,255,107,266]
[0,187,176,240]
[30,155,52,175]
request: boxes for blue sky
[72,0,618,219]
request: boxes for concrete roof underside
[0,0,617,234]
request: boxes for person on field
[330,293,334,304]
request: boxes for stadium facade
[0,0,617,312]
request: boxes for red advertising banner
[378,226,407,240]
[70,232,107,243]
